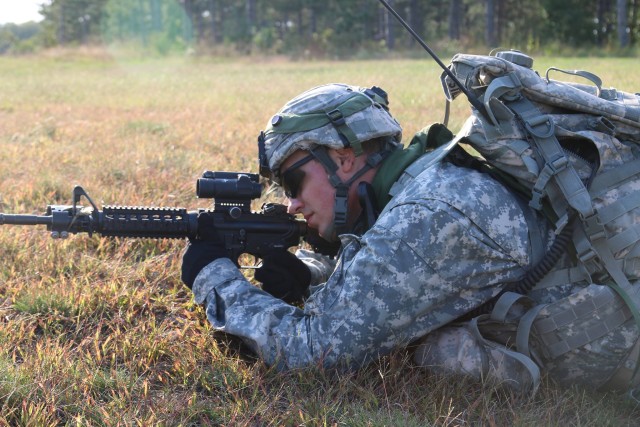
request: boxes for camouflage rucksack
[442,51,640,392]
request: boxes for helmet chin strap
[309,141,394,238]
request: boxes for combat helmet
[258,83,403,238]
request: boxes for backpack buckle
[582,211,606,242]
[548,155,568,173]
[577,247,602,275]
[529,154,568,210]
[530,187,545,210]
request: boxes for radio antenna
[377,0,487,117]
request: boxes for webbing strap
[326,108,363,155]
[533,265,591,290]
[266,94,372,135]
[544,67,603,97]
[309,147,349,234]
[486,292,547,363]
[309,143,395,236]
[507,139,531,156]
[516,304,548,361]
[601,336,640,391]
[504,140,541,175]
[596,191,640,225]
[586,226,640,383]
[484,75,587,225]
[482,72,523,128]
[469,315,541,394]
[608,224,640,254]
[509,99,595,219]
[443,99,451,128]
[590,232,640,319]
[266,93,374,156]
[490,292,531,322]
[530,159,562,210]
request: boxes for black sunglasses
[281,154,315,199]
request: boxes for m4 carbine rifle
[0,171,329,264]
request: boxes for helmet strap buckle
[326,108,364,156]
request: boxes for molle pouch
[477,285,640,392]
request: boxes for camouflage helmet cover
[260,83,403,181]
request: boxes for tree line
[2,0,639,56]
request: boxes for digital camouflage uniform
[192,82,640,395]
[192,156,545,377]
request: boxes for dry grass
[1,50,639,425]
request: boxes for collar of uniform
[371,123,453,211]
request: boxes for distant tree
[485,0,497,47]
[630,0,639,44]
[617,0,630,47]
[100,0,191,53]
[2,22,41,40]
[384,0,396,49]
[24,0,640,55]
[0,22,42,54]
[0,27,19,54]
[449,0,463,40]
[40,0,109,45]
[408,0,424,47]
[540,0,598,46]
[151,0,163,31]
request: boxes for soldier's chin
[320,224,339,243]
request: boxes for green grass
[1,49,640,425]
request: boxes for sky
[0,1,46,25]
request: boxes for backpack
[442,51,640,392]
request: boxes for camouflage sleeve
[295,248,337,286]
[191,190,530,371]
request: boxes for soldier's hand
[255,251,311,304]
[181,240,229,289]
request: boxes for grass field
[1,50,640,425]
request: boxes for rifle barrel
[0,213,51,226]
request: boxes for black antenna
[378,0,488,117]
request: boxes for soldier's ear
[330,148,356,172]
